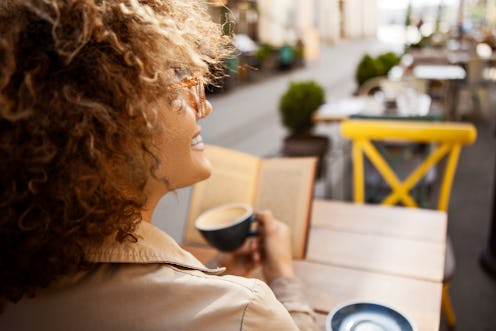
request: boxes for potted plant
[354,52,401,94]
[279,80,330,179]
[376,52,401,76]
[255,43,277,72]
[355,54,384,88]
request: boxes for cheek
[156,127,190,168]
[157,112,192,153]
[152,106,211,189]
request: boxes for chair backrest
[341,119,477,211]
[380,77,428,95]
[358,76,387,96]
[359,76,428,99]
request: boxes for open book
[184,145,317,259]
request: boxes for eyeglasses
[167,77,207,119]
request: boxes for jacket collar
[84,221,225,275]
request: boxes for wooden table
[183,200,447,331]
[305,200,446,331]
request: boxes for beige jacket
[1,222,317,331]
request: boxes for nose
[199,99,212,119]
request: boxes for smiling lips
[191,134,204,150]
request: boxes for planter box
[282,134,330,179]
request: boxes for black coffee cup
[194,203,257,252]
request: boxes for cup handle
[248,215,258,237]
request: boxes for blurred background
[156,1,496,330]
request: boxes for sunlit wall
[257,0,378,58]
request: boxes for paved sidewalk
[202,38,401,157]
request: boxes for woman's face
[148,79,213,194]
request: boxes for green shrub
[279,80,325,135]
[355,52,401,86]
[255,43,275,61]
[376,52,401,76]
[355,54,384,86]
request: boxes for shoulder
[240,278,300,330]
[1,263,299,331]
[179,269,299,330]
[149,265,299,330]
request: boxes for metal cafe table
[312,96,385,123]
[312,95,443,124]
[183,199,447,330]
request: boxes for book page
[184,145,260,244]
[254,157,317,259]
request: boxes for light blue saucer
[326,302,415,331]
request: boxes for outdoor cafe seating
[341,119,477,328]
[302,60,479,328]
[181,119,477,330]
[181,29,486,328]
[183,200,449,330]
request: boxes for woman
[0,1,317,330]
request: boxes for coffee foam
[195,204,251,230]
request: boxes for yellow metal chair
[341,119,477,328]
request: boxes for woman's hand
[211,238,261,277]
[256,210,295,283]
[211,210,295,282]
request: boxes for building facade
[212,0,379,60]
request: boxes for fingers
[254,210,275,235]
[253,209,295,282]
[254,210,273,225]
[235,237,257,255]
[251,238,261,264]
[229,237,261,267]
[255,210,290,237]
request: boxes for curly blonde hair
[0,0,231,304]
